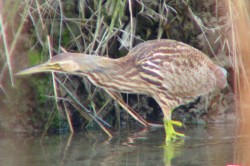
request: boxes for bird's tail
[214,66,228,89]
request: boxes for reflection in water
[164,140,184,166]
[0,123,244,166]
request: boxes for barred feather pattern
[84,39,227,112]
[17,39,227,122]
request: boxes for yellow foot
[164,119,185,142]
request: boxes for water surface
[0,123,248,166]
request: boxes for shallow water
[0,123,248,166]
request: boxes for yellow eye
[47,63,62,70]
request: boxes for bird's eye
[55,63,62,69]
[47,63,62,70]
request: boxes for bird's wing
[131,39,217,98]
[160,54,217,98]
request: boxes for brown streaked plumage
[16,39,227,142]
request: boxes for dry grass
[228,0,250,164]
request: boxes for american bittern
[17,39,227,142]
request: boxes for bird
[16,39,227,143]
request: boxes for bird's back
[127,39,227,107]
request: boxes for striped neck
[83,56,151,94]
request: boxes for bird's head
[16,53,101,76]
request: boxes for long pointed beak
[16,63,55,76]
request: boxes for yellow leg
[164,119,185,142]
